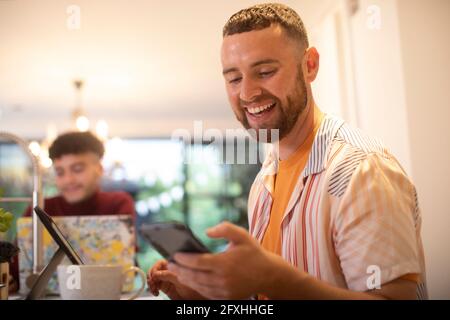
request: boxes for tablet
[26,206,85,299]
[33,206,84,265]
[140,222,210,261]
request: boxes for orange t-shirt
[261,113,323,255]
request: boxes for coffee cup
[57,264,146,300]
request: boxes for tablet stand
[25,247,65,300]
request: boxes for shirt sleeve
[333,153,422,292]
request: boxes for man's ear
[303,47,320,83]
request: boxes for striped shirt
[248,113,428,299]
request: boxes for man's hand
[162,221,418,300]
[169,221,278,299]
[147,259,205,300]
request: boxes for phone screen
[140,222,210,261]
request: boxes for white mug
[57,264,146,300]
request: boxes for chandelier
[28,79,111,168]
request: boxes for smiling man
[148,3,427,300]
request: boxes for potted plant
[0,206,19,300]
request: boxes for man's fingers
[206,221,250,245]
[147,273,160,294]
[159,282,173,295]
[147,260,171,296]
[147,277,160,296]
[168,263,223,288]
[173,253,218,271]
[149,260,168,275]
[148,259,168,284]
[152,269,179,284]
[149,269,181,297]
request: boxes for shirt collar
[261,113,345,179]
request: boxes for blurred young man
[10,131,135,292]
[148,3,427,300]
[25,131,135,217]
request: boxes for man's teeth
[247,103,274,115]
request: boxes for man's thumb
[206,221,250,245]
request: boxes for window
[101,138,261,273]
[0,137,261,275]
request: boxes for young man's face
[221,24,308,141]
[52,152,103,204]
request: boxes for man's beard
[236,68,308,143]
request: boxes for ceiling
[0,0,332,138]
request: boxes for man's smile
[245,102,276,115]
[244,101,277,125]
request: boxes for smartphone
[139,222,210,261]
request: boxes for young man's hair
[48,131,105,160]
[223,3,309,49]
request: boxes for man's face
[221,25,308,141]
[53,152,103,204]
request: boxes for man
[24,131,135,217]
[148,3,427,299]
[11,131,135,291]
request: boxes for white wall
[349,0,412,175]
[310,0,360,126]
[309,0,412,174]
[310,1,351,120]
[397,0,450,299]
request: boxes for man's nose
[239,77,262,103]
[60,172,76,184]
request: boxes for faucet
[0,131,44,274]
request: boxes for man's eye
[72,165,85,173]
[228,77,242,84]
[259,70,275,77]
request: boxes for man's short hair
[48,131,105,160]
[223,3,309,49]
